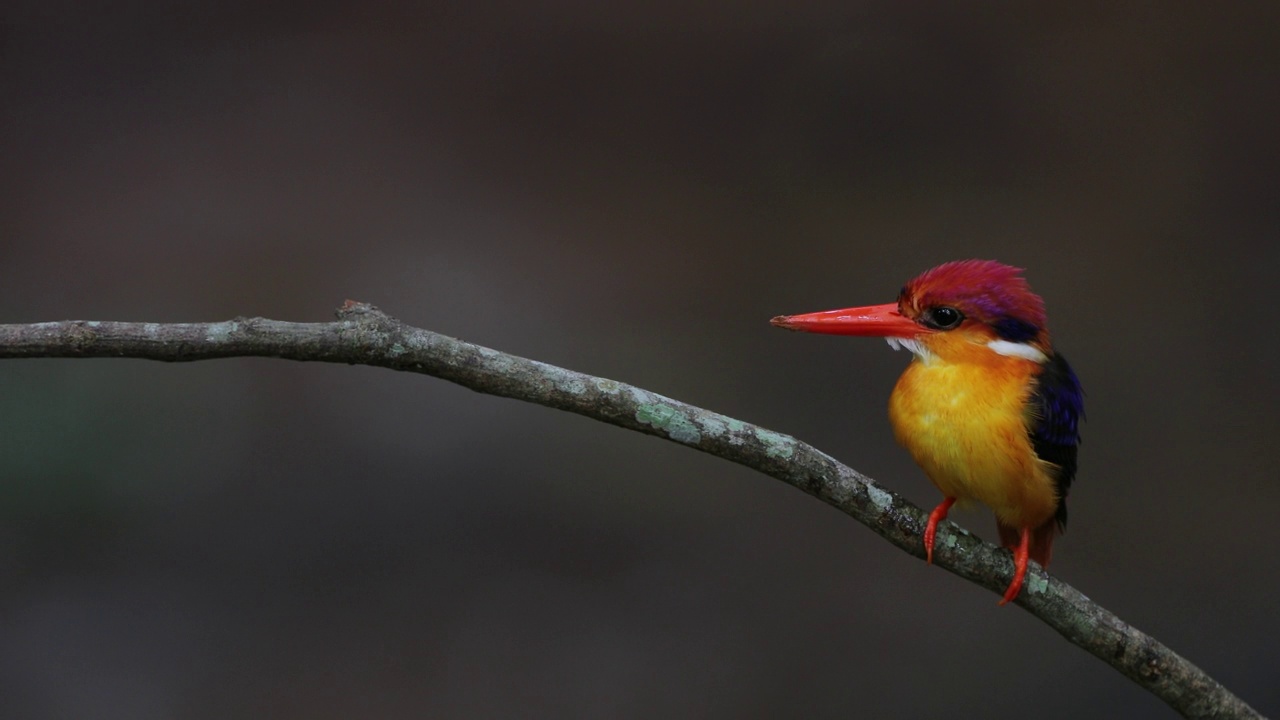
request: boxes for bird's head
[771,260,1051,364]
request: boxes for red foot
[999,526,1031,605]
[923,497,957,564]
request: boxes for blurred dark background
[2,3,1277,718]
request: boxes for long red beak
[770,302,924,338]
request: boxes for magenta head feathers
[899,260,1048,344]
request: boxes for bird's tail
[997,520,1058,567]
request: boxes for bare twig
[0,303,1263,720]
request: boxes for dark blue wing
[1027,352,1084,530]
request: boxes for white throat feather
[885,337,933,362]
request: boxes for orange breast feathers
[887,339,1059,532]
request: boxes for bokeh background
[2,3,1277,718]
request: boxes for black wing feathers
[1027,352,1084,530]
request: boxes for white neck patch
[986,340,1048,363]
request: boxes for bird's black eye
[922,306,964,330]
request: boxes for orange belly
[888,355,1059,529]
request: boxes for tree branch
[0,303,1263,720]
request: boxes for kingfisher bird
[771,260,1083,604]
